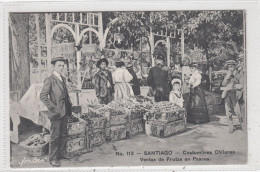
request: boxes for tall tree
[9,13,30,97]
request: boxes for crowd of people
[39,53,245,167]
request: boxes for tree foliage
[102,10,244,66]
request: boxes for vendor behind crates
[40,55,73,167]
[169,78,184,108]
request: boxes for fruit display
[98,106,125,116]
[80,112,107,130]
[82,112,103,119]
[20,133,50,157]
[130,108,146,120]
[25,134,47,147]
[68,115,79,123]
[135,95,153,103]
[144,101,187,123]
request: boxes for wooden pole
[98,12,104,50]
[89,31,92,44]
[45,13,52,74]
[35,14,43,82]
[35,14,41,58]
[76,23,82,89]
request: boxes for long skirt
[114,82,134,101]
[187,87,209,124]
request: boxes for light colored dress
[112,68,134,100]
[169,91,184,108]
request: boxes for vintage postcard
[1,1,260,171]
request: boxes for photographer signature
[18,157,47,167]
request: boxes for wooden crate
[107,125,127,141]
[146,111,185,123]
[109,114,128,126]
[64,136,89,157]
[150,119,186,138]
[130,109,146,120]
[88,117,107,130]
[88,129,106,148]
[67,120,86,137]
[127,119,145,137]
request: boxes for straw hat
[171,78,182,86]
[51,55,66,65]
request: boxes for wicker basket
[20,133,50,157]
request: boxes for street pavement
[11,113,247,168]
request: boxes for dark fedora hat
[97,58,109,68]
[51,55,66,65]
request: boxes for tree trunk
[9,13,30,98]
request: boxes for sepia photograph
[6,8,249,169]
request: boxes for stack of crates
[146,110,187,138]
[80,107,107,148]
[126,108,146,137]
[64,106,89,157]
[98,107,128,142]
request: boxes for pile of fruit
[144,101,186,122]
[68,115,79,123]
[152,101,184,112]
[107,98,152,111]
[135,95,153,103]
[81,112,103,120]
[98,106,125,116]
[25,134,47,147]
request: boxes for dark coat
[94,69,114,98]
[147,66,170,100]
[127,67,141,96]
[201,74,210,91]
[40,74,72,120]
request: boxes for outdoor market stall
[19,94,188,157]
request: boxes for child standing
[169,78,184,108]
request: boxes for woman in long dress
[187,62,209,124]
[112,61,134,101]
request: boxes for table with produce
[20,95,187,157]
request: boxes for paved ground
[11,113,247,168]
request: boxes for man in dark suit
[147,59,170,102]
[40,56,72,167]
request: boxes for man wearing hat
[147,59,170,102]
[40,56,72,167]
[221,59,242,133]
[234,54,245,130]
